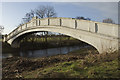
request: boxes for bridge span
[4,17,119,53]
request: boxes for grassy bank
[2,36,86,53]
[19,36,86,50]
[2,47,119,78]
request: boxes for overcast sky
[1,2,118,34]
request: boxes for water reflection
[2,45,89,58]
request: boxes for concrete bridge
[4,17,119,53]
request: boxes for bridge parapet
[6,17,119,41]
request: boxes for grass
[21,51,119,78]
[35,52,119,78]
[22,58,119,78]
[2,47,119,78]
[21,36,76,43]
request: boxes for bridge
[4,17,119,53]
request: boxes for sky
[1,2,118,34]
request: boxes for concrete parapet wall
[97,23,118,38]
[61,18,75,28]
[22,24,26,30]
[17,26,21,32]
[13,17,118,39]
[77,20,90,31]
[88,21,96,32]
[27,22,32,28]
[40,18,48,26]
[49,18,60,26]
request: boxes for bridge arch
[5,17,119,54]
[7,25,104,53]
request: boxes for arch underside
[7,26,118,53]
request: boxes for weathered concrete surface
[4,17,119,53]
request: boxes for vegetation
[75,16,91,20]
[37,58,118,78]
[2,47,119,78]
[2,35,86,53]
[0,25,4,34]
[30,51,119,78]
[103,18,115,24]
[19,35,85,50]
[2,42,19,53]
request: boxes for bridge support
[95,39,118,53]
[7,38,20,48]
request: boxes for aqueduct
[4,17,119,53]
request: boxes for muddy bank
[3,49,119,78]
[2,47,97,78]
[3,55,82,78]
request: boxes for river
[2,45,90,58]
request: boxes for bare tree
[35,5,57,18]
[35,5,46,18]
[0,25,4,35]
[103,18,115,24]
[46,6,57,18]
[23,10,35,23]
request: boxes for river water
[2,45,89,58]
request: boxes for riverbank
[2,36,87,53]
[2,48,119,78]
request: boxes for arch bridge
[4,17,119,53]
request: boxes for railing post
[48,18,50,25]
[95,23,98,33]
[75,20,77,29]
[60,19,62,26]
[26,23,27,28]
[39,20,40,26]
